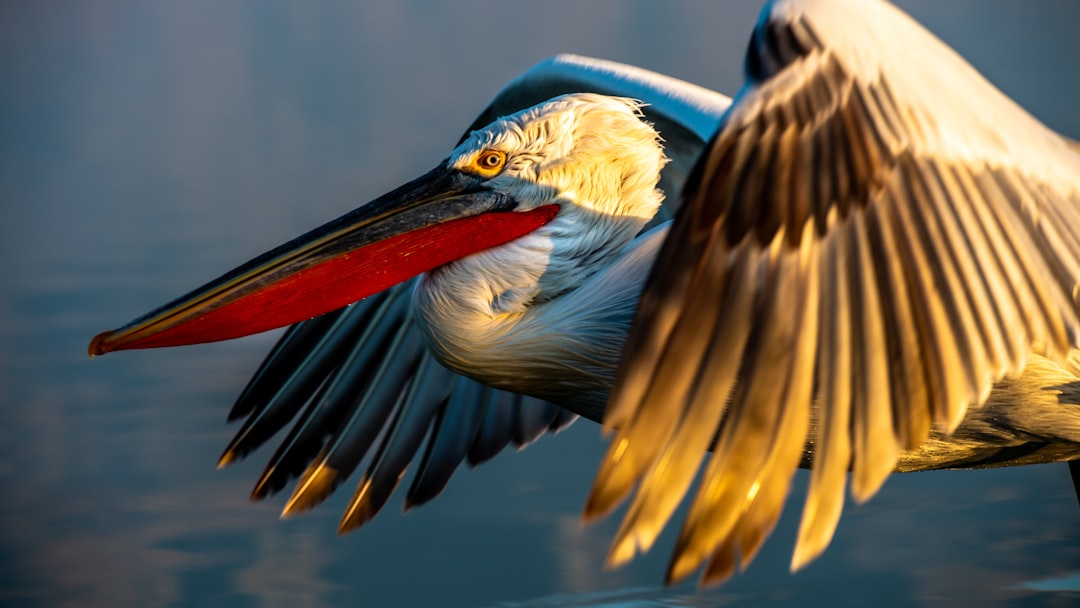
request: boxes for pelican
[89,0,1080,586]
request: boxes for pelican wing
[219,55,730,531]
[220,279,576,528]
[589,0,1080,585]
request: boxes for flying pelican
[89,0,1080,586]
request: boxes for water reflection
[2,1,1079,607]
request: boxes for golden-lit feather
[594,0,1080,584]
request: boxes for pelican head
[425,92,667,316]
[414,94,668,413]
[89,93,667,407]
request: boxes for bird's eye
[471,150,506,177]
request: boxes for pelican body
[91,0,1080,586]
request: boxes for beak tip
[88,330,116,357]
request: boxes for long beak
[89,161,558,356]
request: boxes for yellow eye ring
[471,149,506,177]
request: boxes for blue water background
[2,2,1079,606]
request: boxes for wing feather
[596,0,1080,585]
[847,207,896,499]
[217,296,384,468]
[283,306,425,516]
[668,226,819,582]
[404,376,483,508]
[603,231,758,566]
[793,209,851,568]
[338,355,447,531]
[248,292,400,498]
[511,396,565,447]
[467,388,517,465]
[227,306,347,422]
[713,224,819,582]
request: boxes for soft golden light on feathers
[94,1,1080,591]
[588,0,1080,584]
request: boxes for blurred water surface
[2,2,1079,607]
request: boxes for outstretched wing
[589,0,1080,585]
[220,281,576,529]
[219,55,731,531]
